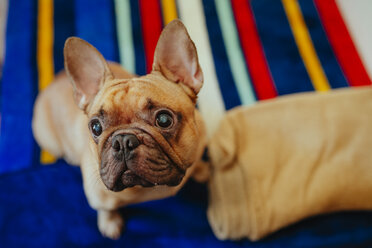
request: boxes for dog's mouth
[108,170,154,192]
[99,129,185,192]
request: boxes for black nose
[112,134,140,152]
[123,134,140,151]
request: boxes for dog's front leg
[97,209,124,239]
[80,150,126,239]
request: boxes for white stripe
[336,0,372,80]
[177,0,226,138]
[0,0,8,73]
[215,0,256,105]
[114,0,135,73]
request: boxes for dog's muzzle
[99,130,184,192]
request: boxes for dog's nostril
[124,134,140,151]
[113,140,121,151]
[112,136,122,152]
[112,134,139,153]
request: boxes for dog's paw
[98,210,124,239]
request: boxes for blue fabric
[54,0,76,72]
[74,0,119,62]
[130,0,147,76]
[0,0,38,173]
[251,0,314,95]
[1,162,372,247]
[202,0,242,110]
[298,0,349,89]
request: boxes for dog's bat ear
[153,19,203,98]
[64,37,113,111]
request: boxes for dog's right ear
[153,20,203,100]
[64,37,113,111]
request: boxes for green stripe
[114,0,135,73]
[214,0,256,105]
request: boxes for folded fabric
[207,86,372,241]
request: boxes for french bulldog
[32,20,208,239]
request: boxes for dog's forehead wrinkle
[142,97,184,116]
[145,98,155,110]
[99,108,104,116]
[96,108,106,119]
[126,76,196,113]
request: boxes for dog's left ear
[153,19,203,98]
[64,37,113,111]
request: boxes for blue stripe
[201,0,241,110]
[0,0,38,173]
[74,0,119,62]
[54,0,76,72]
[298,0,349,89]
[130,0,146,76]
[251,0,314,95]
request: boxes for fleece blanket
[0,0,371,247]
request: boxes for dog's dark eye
[90,119,102,136]
[156,112,173,129]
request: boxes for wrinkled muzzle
[99,128,184,192]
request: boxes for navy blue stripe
[54,0,76,72]
[31,1,40,169]
[251,0,314,95]
[130,0,146,76]
[74,0,119,62]
[298,0,349,89]
[202,0,241,110]
[0,0,38,173]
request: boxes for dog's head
[64,20,204,192]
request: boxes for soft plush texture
[208,86,372,241]
[3,161,372,247]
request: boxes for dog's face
[64,20,204,191]
[86,74,200,191]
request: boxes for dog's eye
[155,112,173,129]
[90,119,102,136]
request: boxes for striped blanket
[1,0,372,247]
[1,0,371,174]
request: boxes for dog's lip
[121,169,155,188]
[119,150,182,189]
[105,168,155,192]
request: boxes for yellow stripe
[282,0,330,92]
[40,148,56,164]
[161,0,178,25]
[37,0,56,164]
[37,0,54,90]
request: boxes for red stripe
[139,0,163,73]
[314,0,371,86]
[231,0,277,100]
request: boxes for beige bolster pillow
[207,86,372,241]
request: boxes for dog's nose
[123,134,140,151]
[112,134,140,152]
